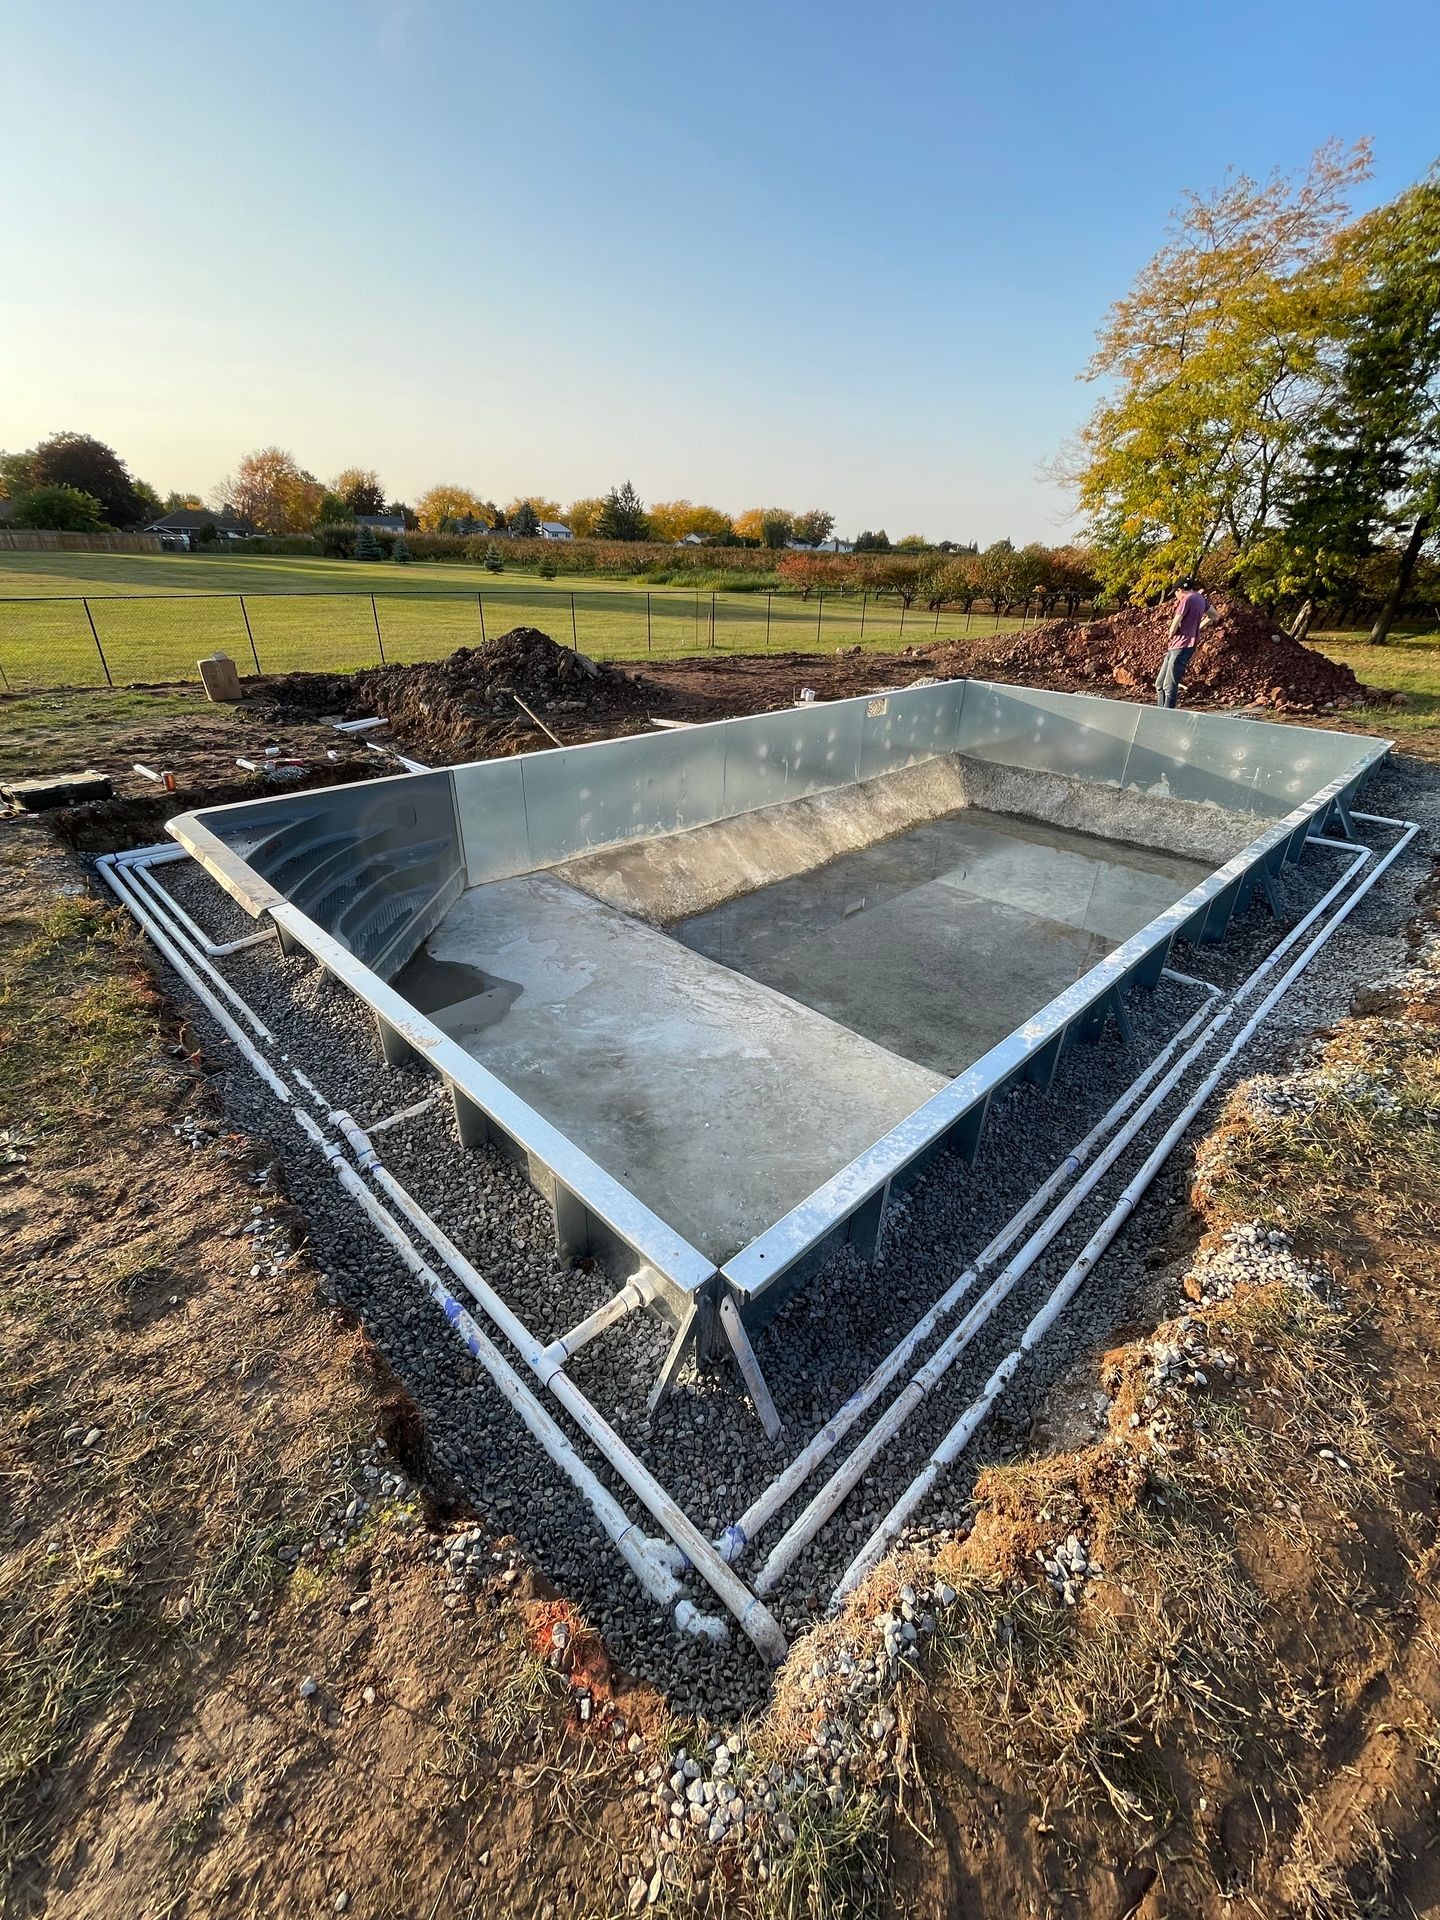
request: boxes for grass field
[0,550,1029,689]
[1,553,1437,756]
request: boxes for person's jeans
[1155,645,1195,709]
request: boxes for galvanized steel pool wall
[168,679,1389,1341]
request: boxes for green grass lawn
[1308,628,1440,747]
[0,550,1030,689]
[2,552,1436,759]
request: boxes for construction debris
[2,769,114,810]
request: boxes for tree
[858,555,925,608]
[648,500,734,542]
[218,447,324,534]
[317,490,353,525]
[1070,141,1370,600]
[392,531,413,564]
[1279,169,1440,643]
[977,538,1019,611]
[385,499,417,530]
[776,552,834,599]
[853,529,890,552]
[415,484,488,532]
[12,483,104,531]
[509,499,541,537]
[594,480,651,541]
[334,467,386,515]
[564,497,605,538]
[565,499,601,537]
[790,508,835,548]
[27,431,145,527]
[895,533,929,551]
[734,506,793,547]
[132,483,163,529]
[353,521,382,561]
[162,490,205,512]
[483,543,504,573]
[505,495,561,527]
[0,451,36,499]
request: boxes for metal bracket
[719,1296,783,1442]
[646,1304,700,1417]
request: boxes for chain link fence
[0,583,1025,694]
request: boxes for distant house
[355,513,406,534]
[678,531,708,547]
[146,509,257,550]
[537,521,573,541]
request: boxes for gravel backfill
[115,755,1436,1708]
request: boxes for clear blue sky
[1,2,1434,543]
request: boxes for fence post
[570,591,578,653]
[765,593,772,650]
[82,598,113,688]
[859,592,868,640]
[238,595,261,673]
[646,590,652,654]
[899,599,907,639]
[816,593,824,646]
[710,591,716,651]
[477,592,487,644]
[933,601,942,635]
[370,593,386,664]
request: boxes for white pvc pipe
[541,1278,651,1369]
[130,856,269,956]
[718,985,1219,1564]
[361,1156,789,1665]
[97,857,290,1101]
[830,819,1420,1603]
[306,1126,707,1626]
[101,855,279,1040]
[102,864,737,1647]
[751,836,1379,1594]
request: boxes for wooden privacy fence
[0,531,163,553]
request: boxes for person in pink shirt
[1155,577,1211,708]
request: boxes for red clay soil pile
[982,592,1376,714]
[247,628,667,759]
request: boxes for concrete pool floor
[675,809,1213,1078]
[397,873,945,1262]
[394,810,1211,1261]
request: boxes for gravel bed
[104,756,1436,1708]
[152,857,266,948]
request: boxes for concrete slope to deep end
[395,874,945,1264]
[676,810,1213,1079]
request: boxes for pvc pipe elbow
[674,1600,729,1645]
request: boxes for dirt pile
[975,592,1376,713]
[250,628,667,761]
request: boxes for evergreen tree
[392,531,413,564]
[510,500,540,537]
[1280,169,1440,643]
[483,543,504,573]
[593,480,651,541]
[354,521,381,561]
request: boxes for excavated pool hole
[114,679,1394,1697]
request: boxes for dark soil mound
[248,628,666,761]
[975,593,1376,714]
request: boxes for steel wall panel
[453,757,532,884]
[718,702,865,816]
[857,680,967,782]
[516,728,730,870]
[957,682,1142,784]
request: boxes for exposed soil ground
[234,605,1385,773]
[974,591,1379,714]
[1,654,1437,1918]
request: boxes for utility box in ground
[199,652,242,702]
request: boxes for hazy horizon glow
[2,1,1433,544]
